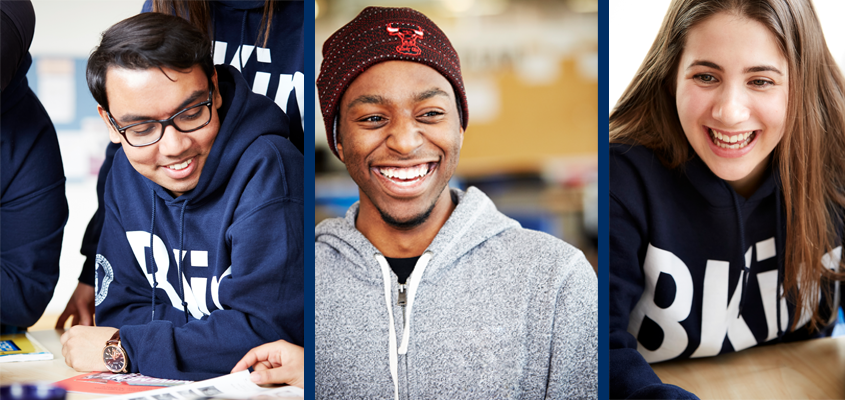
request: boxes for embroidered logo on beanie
[386,23,424,56]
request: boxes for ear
[336,136,345,163]
[458,126,464,151]
[98,105,124,144]
[211,69,222,110]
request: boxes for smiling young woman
[609,0,845,398]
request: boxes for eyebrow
[415,88,450,102]
[117,89,207,123]
[687,60,783,75]
[345,88,451,111]
[346,94,387,110]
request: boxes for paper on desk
[54,372,191,395]
[0,332,53,362]
[106,370,303,400]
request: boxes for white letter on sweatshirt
[628,244,693,363]
[690,248,755,358]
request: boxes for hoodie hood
[315,187,518,283]
[146,64,289,204]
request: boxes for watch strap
[106,330,121,346]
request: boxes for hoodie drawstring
[176,200,189,323]
[148,191,191,324]
[149,190,158,321]
[728,185,751,318]
[375,254,399,400]
[375,251,433,400]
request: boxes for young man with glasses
[60,13,304,380]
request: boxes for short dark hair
[87,12,213,112]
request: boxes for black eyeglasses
[106,89,213,147]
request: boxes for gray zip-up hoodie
[315,187,597,399]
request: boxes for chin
[377,201,437,230]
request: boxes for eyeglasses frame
[106,88,214,147]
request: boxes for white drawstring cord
[375,253,399,400]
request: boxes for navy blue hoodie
[94,65,304,380]
[77,0,304,288]
[0,54,69,331]
[609,144,840,399]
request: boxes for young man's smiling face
[337,61,464,228]
[98,66,223,198]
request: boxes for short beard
[378,199,437,230]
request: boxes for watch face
[103,345,126,373]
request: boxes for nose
[385,115,424,155]
[712,84,750,126]
[157,124,192,157]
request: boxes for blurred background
[314,0,600,268]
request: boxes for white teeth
[167,158,192,170]
[378,164,431,180]
[709,129,754,149]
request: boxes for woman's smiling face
[676,12,788,196]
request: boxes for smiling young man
[60,13,304,380]
[314,7,597,399]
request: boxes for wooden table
[652,336,845,398]
[0,330,106,400]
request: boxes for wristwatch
[102,330,129,373]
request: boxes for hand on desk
[232,340,304,388]
[56,282,95,328]
[60,326,117,372]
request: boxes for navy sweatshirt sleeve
[0,55,69,328]
[609,145,698,400]
[95,136,303,380]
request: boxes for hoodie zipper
[397,283,407,306]
[398,288,409,400]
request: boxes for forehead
[682,13,785,67]
[341,61,456,108]
[105,66,207,113]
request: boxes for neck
[356,188,456,258]
[727,154,772,199]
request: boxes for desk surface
[652,336,845,398]
[0,330,106,400]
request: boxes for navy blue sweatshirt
[77,0,304,288]
[1,54,69,331]
[94,65,304,380]
[609,144,840,399]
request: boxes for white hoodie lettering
[628,240,841,363]
[125,231,229,319]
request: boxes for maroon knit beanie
[317,6,469,158]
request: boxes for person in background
[57,0,304,329]
[610,0,845,398]
[1,0,69,333]
[314,7,597,399]
[60,12,303,380]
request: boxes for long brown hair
[151,0,276,47]
[610,0,845,331]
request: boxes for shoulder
[609,143,684,209]
[234,136,304,200]
[610,143,671,184]
[487,227,595,284]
